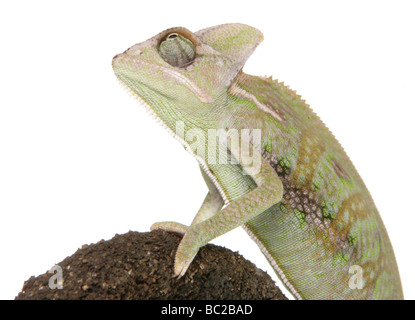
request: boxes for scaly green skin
[112,24,403,299]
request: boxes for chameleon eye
[159,33,196,68]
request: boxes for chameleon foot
[174,250,198,278]
[150,221,189,236]
[173,227,202,277]
[151,221,199,277]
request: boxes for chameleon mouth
[113,51,213,104]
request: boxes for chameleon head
[112,24,263,132]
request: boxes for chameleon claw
[174,251,198,278]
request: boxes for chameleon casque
[112,23,403,299]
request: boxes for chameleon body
[112,24,403,299]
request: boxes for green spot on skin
[314,272,326,280]
[312,182,320,191]
[279,203,288,213]
[294,209,306,228]
[321,200,336,220]
[348,233,357,247]
[265,136,272,153]
[333,251,350,266]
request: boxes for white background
[1,0,414,300]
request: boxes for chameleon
[112,23,403,299]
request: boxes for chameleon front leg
[173,155,283,277]
[191,167,225,225]
[150,166,224,235]
[153,139,283,277]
